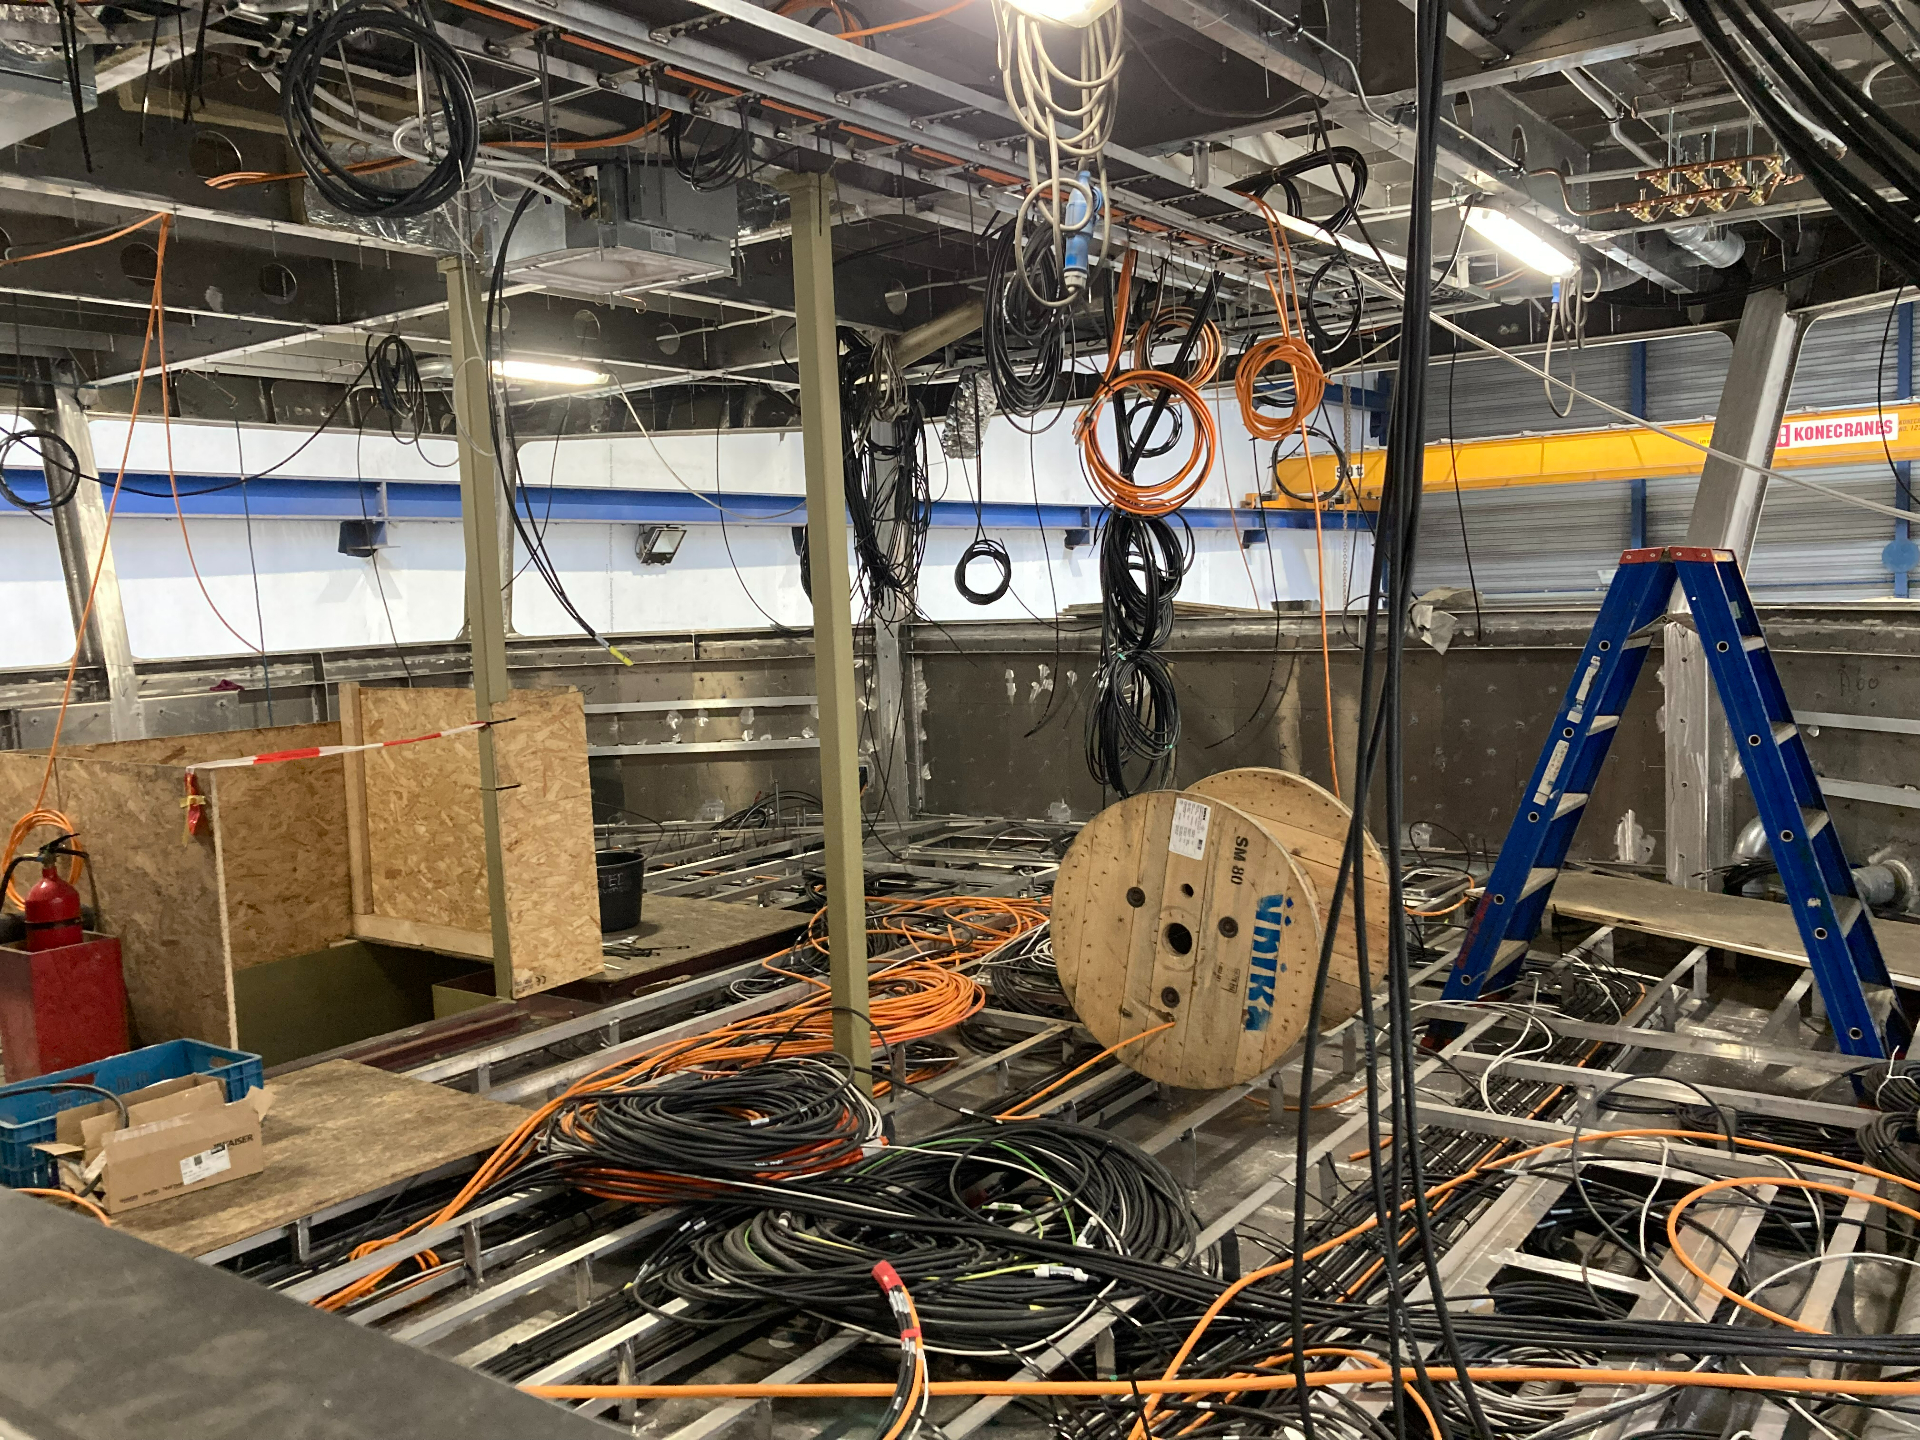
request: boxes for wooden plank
[0,752,234,1045]
[58,722,338,766]
[113,1059,525,1257]
[339,682,373,918]
[1549,869,1920,986]
[354,913,493,959]
[577,894,807,994]
[492,688,603,997]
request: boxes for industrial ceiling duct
[497,163,737,298]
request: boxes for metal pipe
[894,299,984,368]
[1566,67,1664,169]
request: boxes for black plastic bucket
[597,851,646,933]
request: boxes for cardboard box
[35,1074,272,1214]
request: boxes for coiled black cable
[0,429,85,519]
[1098,511,1186,650]
[363,333,427,440]
[983,218,1067,417]
[955,536,1013,604]
[281,0,477,220]
[1085,647,1181,795]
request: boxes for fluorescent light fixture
[1462,205,1581,279]
[491,359,610,387]
[1001,0,1117,25]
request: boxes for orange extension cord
[312,896,1047,1313]
[1234,194,1340,794]
[1076,250,1219,516]
[3,213,171,907]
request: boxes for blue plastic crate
[0,1039,263,1190]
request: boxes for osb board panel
[358,686,600,996]
[495,688,602,996]
[595,895,806,985]
[209,758,354,971]
[61,722,341,767]
[114,1060,524,1257]
[360,688,488,933]
[0,753,233,1046]
[1550,870,1920,987]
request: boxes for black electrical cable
[3,1081,129,1128]
[669,102,755,191]
[983,218,1067,418]
[955,447,1012,605]
[0,429,85,520]
[282,0,477,219]
[1676,0,1920,287]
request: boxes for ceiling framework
[0,0,1901,420]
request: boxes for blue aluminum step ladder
[1439,545,1908,1059]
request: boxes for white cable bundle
[992,0,1123,305]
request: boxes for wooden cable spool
[1052,789,1324,1089]
[1185,768,1390,1029]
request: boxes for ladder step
[1801,806,1830,840]
[1834,896,1864,935]
[1494,937,1529,968]
[1554,792,1588,820]
[1588,714,1620,735]
[1521,866,1558,900]
[1772,721,1798,745]
[1743,635,1767,652]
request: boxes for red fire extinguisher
[3,834,86,953]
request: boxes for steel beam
[1666,288,1804,890]
[443,255,517,996]
[44,362,143,740]
[775,170,871,1089]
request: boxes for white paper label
[1169,797,1210,860]
[179,1143,231,1187]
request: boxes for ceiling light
[1000,0,1117,26]
[491,360,610,387]
[1462,205,1581,278]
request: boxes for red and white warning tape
[182,720,495,776]
[179,719,501,839]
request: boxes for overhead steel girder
[1377,0,1837,101]
[469,0,1380,272]
[1131,0,1590,229]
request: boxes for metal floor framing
[194,828,1901,1439]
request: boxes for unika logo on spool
[1243,892,1295,1031]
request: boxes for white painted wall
[0,404,1370,668]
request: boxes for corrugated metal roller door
[1647,464,1900,599]
[1788,307,1904,411]
[1415,481,1633,598]
[1425,345,1630,441]
[1645,331,1733,422]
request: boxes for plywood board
[1550,869,1920,987]
[0,752,233,1045]
[493,688,603,996]
[114,1059,525,1257]
[210,758,353,971]
[1053,791,1323,1089]
[1187,768,1390,1029]
[360,688,489,933]
[590,894,807,988]
[357,686,601,996]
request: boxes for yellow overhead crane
[1259,401,1920,510]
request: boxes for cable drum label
[1243,892,1296,1032]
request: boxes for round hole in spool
[1126,886,1146,908]
[1164,922,1194,956]
[1161,986,1181,1007]
[1180,883,1194,897]
[1218,916,1238,937]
